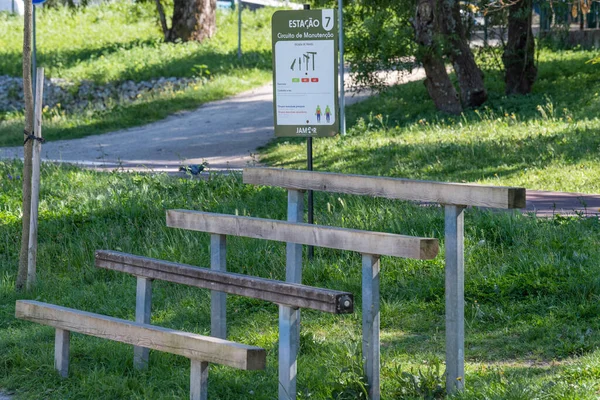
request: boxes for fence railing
[243,167,526,396]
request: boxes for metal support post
[237,0,242,59]
[362,253,380,400]
[211,234,227,339]
[134,276,152,369]
[190,359,209,400]
[279,189,304,400]
[307,137,314,260]
[54,328,70,378]
[338,0,346,135]
[445,205,465,394]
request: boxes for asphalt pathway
[0,73,383,171]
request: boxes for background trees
[314,0,544,113]
[155,0,217,42]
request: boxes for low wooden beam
[166,210,438,260]
[15,300,266,371]
[243,167,526,209]
[95,251,354,314]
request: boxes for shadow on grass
[2,40,272,83]
[263,122,600,184]
[346,50,599,129]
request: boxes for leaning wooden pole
[17,0,34,291]
[27,67,44,290]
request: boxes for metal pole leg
[54,328,70,378]
[211,234,227,339]
[445,205,465,394]
[279,189,304,400]
[190,359,209,400]
[134,276,152,369]
[362,253,381,400]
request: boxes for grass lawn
[261,49,600,194]
[0,1,274,146]
[1,35,600,398]
[1,161,600,399]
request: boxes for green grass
[0,1,274,146]
[1,160,600,399]
[260,49,600,193]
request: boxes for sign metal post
[272,7,339,260]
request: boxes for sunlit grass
[0,2,274,146]
[260,49,600,194]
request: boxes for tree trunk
[155,0,169,41]
[168,0,216,43]
[414,0,462,115]
[17,0,34,291]
[503,0,537,95]
[439,0,488,107]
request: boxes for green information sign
[272,9,339,137]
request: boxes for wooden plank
[243,168,526,209]
[26,67,45,290]
[445,206,465,393]
[362,254,380,400]
[15,301,266,371]
[95,251,354,314]
[166,210,438,260]
[134,277,152,369]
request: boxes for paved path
[0,72,390,171]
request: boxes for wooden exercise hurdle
[15,300,266,400]
[243,167,526,397]
[94,249,356,399]
[166,210,439,400]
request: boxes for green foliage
[329,344,369,399]
[2,160,600,398]
[389,357,445,399]
[0,2,273,82]
[2,158,600,398]
[309,0,418,89]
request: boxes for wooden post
[190,359,209,400]
[362,253,380,400]
[279,189,304,400]
[26,67,44,290]
[134,276,152,369]
[54,328,70,378]
[17,0,34,291]
[211,234,227,339]
[445,205,465,393]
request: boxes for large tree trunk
[414,0,462,115]
[17,0,34,291]
[439,0,488,107]
[502,0,537,95]
[168,0,216,43]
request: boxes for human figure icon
[325,105,331,123]
[315,105,322,123]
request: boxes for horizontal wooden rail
[15,300,266,370]
[166,210,438,260]
[95,250,354,314]
[243,168,526,209]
